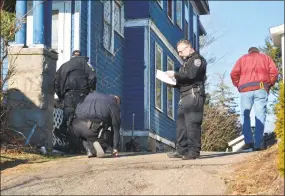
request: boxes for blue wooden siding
[149,29,180,142]
[122,27,145,130]
[81,1,125,118]
[149,1,185,49]
[80,1,88,56]
[124,1,149,19]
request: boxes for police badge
[194,59,202,67]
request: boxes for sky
[200,1,284,133]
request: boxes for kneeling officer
[71,91,121,158]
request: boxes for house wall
[79,0,125,109]
[149,1,185,49]
[124,1,149,19]
[122,27,145,130]
[149,29,180,142]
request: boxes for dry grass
[226,144,284,195]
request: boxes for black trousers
[176,92,205,156]
[61,91,87,153]
[71,118,113,152]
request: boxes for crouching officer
[166,39,207,160]
[54,50,97,153]
[71,91,121,158]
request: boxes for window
[193,33,197,50]
[167,57,174,119]
[185,0,189,9]
[167,0,174,22]
[157,0,163,8]
[155,44,163,111]
[184,20,188,39]
[176,1,182,29]
[51,10,59,51]
[114,0,124,36]
[193,12,198,50]
[103,1,113,52]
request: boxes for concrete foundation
[120,131,175,153]
[7,47,57,149]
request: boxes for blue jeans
[240,89,268,148]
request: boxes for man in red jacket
[230,47,279,151]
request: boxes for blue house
[13,0,209,151]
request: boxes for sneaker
[241,143,254,151]
[93,141,105,158]
[167,151,185,158]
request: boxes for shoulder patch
[87,62,95,71]
[194,59,202,67]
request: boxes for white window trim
[114,0,124,38]
[167,0,174,24]
[167,56,175,120]
[157,0,163,9]
[155,42,163,112]
[176,0,183,30]
[103,0,115,55]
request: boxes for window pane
[114,2,121,33]
[185,20,188,39]
[103,22,111,50]
[156,79,162,109]
[176,1,182,28]
[167,58,174,118]
[104,0,111,23]
[167,86,173,117]
[156,47,162,70]
[167,0,172,19]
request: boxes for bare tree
[201,73,240,152]
[0,0,45,152]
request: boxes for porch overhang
[269,24,284,47]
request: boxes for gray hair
[177,39,192,48]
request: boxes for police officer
[166,39,207,160]
[71,91,121,158]
[54,50,97,153]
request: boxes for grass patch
[0,151,70,171]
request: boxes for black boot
[181,152,200,160]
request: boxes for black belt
[180,87,201,98]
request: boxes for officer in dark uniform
[71,91,121,158]
[166,39,207,160]
[54,50,97,153]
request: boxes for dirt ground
[1,151,256,195]
[225,144,284,195]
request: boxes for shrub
[274,81,284,176]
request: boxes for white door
[52,1,71,71]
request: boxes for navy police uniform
[54,56,96,153]
[71,91,121,157]
[169,51,207,160]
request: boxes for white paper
[156,70,177,85]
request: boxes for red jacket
[230,52,279,93]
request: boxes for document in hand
[156,70,177,85]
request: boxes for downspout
[87,0,92,62]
